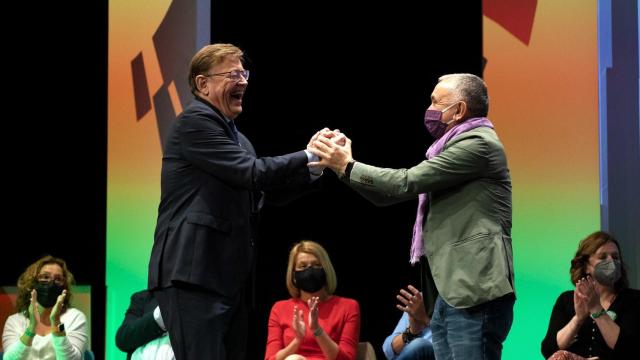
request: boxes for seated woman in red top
[265,240,360,360]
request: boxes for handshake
[306,128,353,176]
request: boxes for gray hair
[438,73,489,117]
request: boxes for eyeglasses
[205,69,250,81]
[37,273,65,286]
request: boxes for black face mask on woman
[35,282,64,308]
[294,267,326,293]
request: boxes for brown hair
[188,43,244,95]
[16,255,75,316]
[570,231,628,290]
[285,240,337,298]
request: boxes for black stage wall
[211,1,482,358]
[3,0,108,357]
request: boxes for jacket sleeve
[115,292,165,353]
[341,175,415,207]
[179,116,310,191]
[347,136,490,197]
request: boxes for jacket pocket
[451,232,491,247]
[186,212,232,234]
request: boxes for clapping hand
[292,305,306,340]
[27,289,40,330]
[308,296,320,334]
[291,297,321,339]
[50,289,67,327]
[576,276,600,314]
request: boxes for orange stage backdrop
[484,0,600,358]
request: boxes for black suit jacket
[148,97,312,298]
[115,290,165,359]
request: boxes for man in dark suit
[147,43,321,360]
[116,290,170,359]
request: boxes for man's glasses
[37,273,65,286]
[205,69,250,81]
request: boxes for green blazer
[346,127,514,308]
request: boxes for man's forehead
[432,81,455,99]
[212,57,243,70]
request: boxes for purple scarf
[410,117,494,264]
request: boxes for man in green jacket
[309,73,515,360]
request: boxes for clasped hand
[307,128,353,175]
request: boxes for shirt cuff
[154,306,166,331]
[304,150,324,179]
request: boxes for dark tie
[228,120,239,144]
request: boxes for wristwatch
[344,159,356,178]
[401,326,421,344]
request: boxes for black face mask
[35,282,64,308]
[294,267,326,293]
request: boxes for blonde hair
[16,255,75,316]
[188,43,244,95]
[285,240,337,298]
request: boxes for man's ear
[195,75,208,95]
[454,101,468,121]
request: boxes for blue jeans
[397,338,435,360]
[430,293,514,360]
